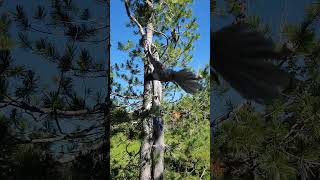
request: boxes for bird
[211,23,297,104]
[171,28,179,48]
[145,48,202,94]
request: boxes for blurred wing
[211,23,295,104]
[215,57,294,104]
[211,23,282,62]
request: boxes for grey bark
[140,22,156,180]
[151,49,164,180]
[152,116,164,180]
[123,1,165,179]
[140,21,165,180]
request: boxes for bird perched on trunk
[171,28,179,48]
[145,48,202,94]
[211,23,297,104]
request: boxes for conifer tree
[211,1,320,179]
[111,0,207,179]
[0,0,110,179]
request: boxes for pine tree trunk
[140,76,154,179]
[140,18,165,179]
[151,46,164,180]
[140,22,155,180]
[152,116,164,180]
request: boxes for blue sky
[110,0,210,72]
[4,0,108,99]
[1,0,108,155]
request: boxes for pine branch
[1,97,104,117]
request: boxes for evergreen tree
[0,0,110,179]
[111,0,209,179]
[211,1,320,179]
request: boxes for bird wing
[211,23,295,104]
[150,58,166,72]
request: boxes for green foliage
[111,133,140,179]
[1,0,109,178]
[77,49,93,73]
[70,148,105,180]
[15,70,38,100]
[118,40,134,51]
[111,68,210,178]
[213,92,320,179]
[111,0,209,178]
[212,1,320,179]
[0,14,13,50]
[12,145,60,180]
[0,35,13,50]
[113,0,200,108]
[163,79,210,179]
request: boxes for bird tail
[171,69,202,94]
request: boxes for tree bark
[151,48,164,180]
[140,20,165,179]
[123,0,164,178]
[140,22,155,180]
[152,116,164,180]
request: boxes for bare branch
[1,98,104,117]
[146,27,169,59]
[124,0,145,36]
